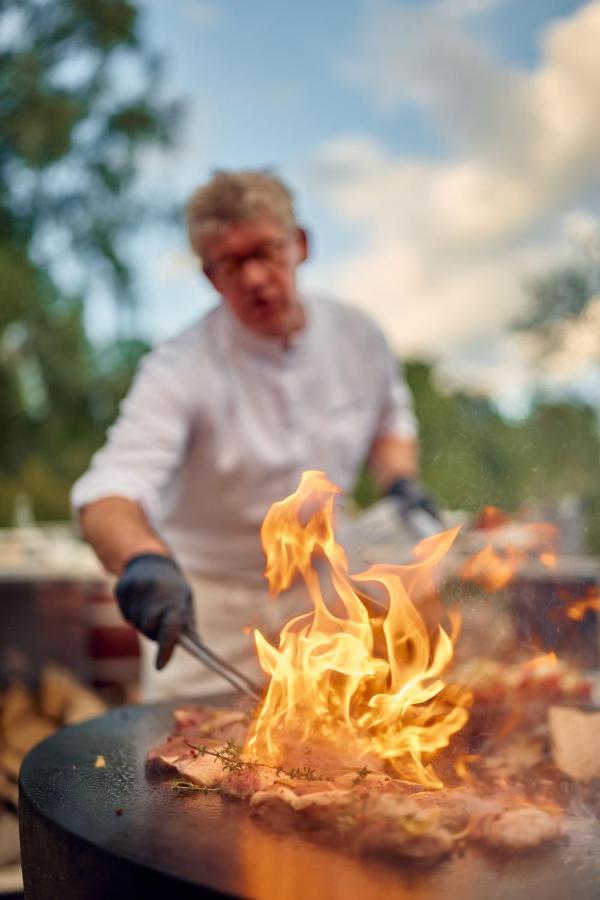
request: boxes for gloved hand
[386,478,443,534]
[115,553,195,670]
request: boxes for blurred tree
[517,235,600,356]
[0,0,178,523]
[513,237,600,553]
[354,362,600,555]
[404,361,525,513]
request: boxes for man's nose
[239,257,268,288]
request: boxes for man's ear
[296,227,309,264]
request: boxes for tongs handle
[179,628,263,703]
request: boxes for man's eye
[256,242,282,262]
[219,258,238,276]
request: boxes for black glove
[115,553,195,670]
[386,478,441,523]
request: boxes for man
[71,169,428,701]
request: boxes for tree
[1,0,180,309]
[354,361,600,556]
[0,0,179,523]
[404,361,525,513]
[517,234,600,357]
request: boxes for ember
[245,470,471,788]
[460,516,557,592]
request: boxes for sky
[90,0,600,414]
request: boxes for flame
[460,544,522,591]
[460,518,557,592]
[564,588,600,621]
[472,506,511,530]
[521,652,558,671]
[539,551,557,568]
[453,753,480,782]
[245,471,471,790]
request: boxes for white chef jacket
[71,294,417,585]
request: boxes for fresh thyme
[186,740,246,774]
[353,766,372,784]
[171,780,220,793]
[184,740,374,784]
[283,766,319,781]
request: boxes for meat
[250,782,357,832]
[409,789,500,833]
[173,707,249,743]
[146,734,198,778]
[146,735,229,786]
[173,744,229,788]
[357,816,454,861]
[147,704,568,866]
[146,705,252,785]
[474,807,562,852]
[221,766,276,799]
[355,794,455,860]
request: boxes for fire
[564,587,600,621]
[460,544,522,592]
[521,652,558,671]
[460,517,557,592]
[245,471,471,790]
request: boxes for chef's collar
[221,295,313,360]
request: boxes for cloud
[178,0,225,27]
[434,0,511,19]
[309,2,600,404]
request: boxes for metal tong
[178,627,263,704]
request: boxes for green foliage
[404,362,525,512]
[516,241,600,357]
[1,0,180,297]
[0,0,177,525]
[354,361,599,555]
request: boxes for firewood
[40,665,106,724]
[4,715,55,756]
[0,746,23,781]
[0,809,21,866]
[0,686,35,734]
[0,771,18,808]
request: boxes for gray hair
[186,169,298,253]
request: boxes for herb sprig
[184,740,375,785]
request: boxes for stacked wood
[0,662,106,867]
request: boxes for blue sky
[88,0,600,413]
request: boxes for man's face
[200,218,308,338]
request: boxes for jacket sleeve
[70,345,194,526]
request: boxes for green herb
[186,740,247,774]
[171,781,220,793]
[353,766,372,784]
[284,766,320,781]
[185,740,373,785]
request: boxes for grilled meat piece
[146,734,198,778]
[173,707,249,743]
[354,794,454,860]
[221,766,276,799]
[409,789,500,833]
[146,736,228,787]
[357,818,454,861]
[474,806,562,852]
[250,784,355,829]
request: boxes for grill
[19,697,600,900]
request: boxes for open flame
[460,514,557,592]
[564,587,600,621]
[245,471,471,789]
